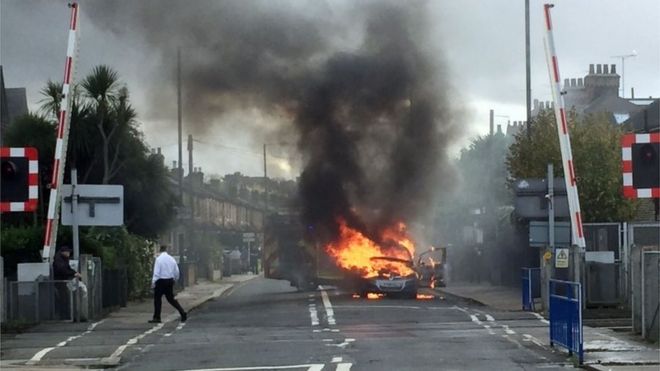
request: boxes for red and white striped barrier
[542,4,586,250]
[621,133,660,198]
[42,3,80,261]
[0,147,39,212]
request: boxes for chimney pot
[564,78,570,87]
[611,64,616,74]
[534,98,539,109]
[571,78,577,87]
[596,64,602,74]
[603,64,609,74]
[589,64,595,74]
[578,78,583,86]
[497,124,502,134]
[157,147,162,155]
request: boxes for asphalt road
[118,277,576,371]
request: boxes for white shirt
[152,252,180,284]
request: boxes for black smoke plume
[82,0,460,244]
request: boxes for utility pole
[188,134,193,177]
[263,144,268,213]
[177,48,183,204]
[177,48,187,271]
[489,109,494,135]
[525,0,532,137]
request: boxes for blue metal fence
[521,267,541,311]
[549,279,583,365]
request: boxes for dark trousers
[153,278,185,320]
[54,282,71,319]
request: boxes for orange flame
[325,219,416,279]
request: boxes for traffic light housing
[622,134,660,198]
[0,147,39,212]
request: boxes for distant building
[623,99,659,133]
[0,66,29,145]
[533,63,658,128]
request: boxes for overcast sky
[1,0,659,179]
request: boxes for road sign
[243,232,256,242]
[555,248,569,268]
[61,184,124,226]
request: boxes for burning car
[356,256,418,299]
[323,219,419,299]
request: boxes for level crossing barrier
[521,267,541,311]
[549,279,583,365]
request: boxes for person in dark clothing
[52,246,80,319]
[53,246,80,280]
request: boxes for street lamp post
[611,51,637,98]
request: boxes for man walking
[150,245,187,323]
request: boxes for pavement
[0,273,258,370]
[436,283,660,370]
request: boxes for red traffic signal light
[1,160,18,178]
[0,147,39,212]
[622,134,660,198]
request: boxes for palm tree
[38,80,63,121]
[81,65,121,184]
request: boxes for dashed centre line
[320,289,336,325]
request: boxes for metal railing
[7,280,78,322]
[102,267,127,308]
[549,279,583,365]
[521,267,541,311]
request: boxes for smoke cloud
[82,0,461,244]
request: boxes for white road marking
[309,304,320,326]
[26,319,106,365]
[469,314,483,325]
[326,338,355,349]
[532,312,550,324]
[452,306,469,314]
[501,324,516,335]
[482,324,496,335]
[331,357,343,363]
[108,322,165,360]
[485,314,495,322]
[164,322,187,337]
[523,334,546,347]
[182,364,325,371]
[320,289,336,325]
[335,363,352,371]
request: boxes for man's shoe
[148,319,161,323]
[181,312,187,322]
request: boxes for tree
[32,65,176,237]
[80,65,122,184]
[456,132,512,211]
[507,109,637,222]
